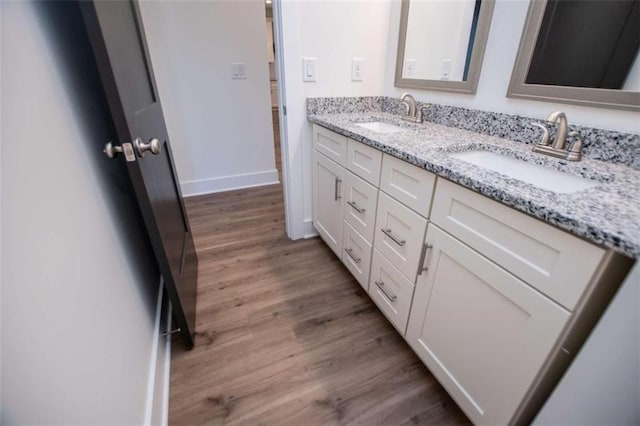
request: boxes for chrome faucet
[400,93,423,123]
[531,111,583,161]
[546,111,568,149]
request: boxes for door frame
[272,0,295,239]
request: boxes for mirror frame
[507,0,640,111]
[394,0,495,94]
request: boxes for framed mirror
[395,0,496,94]
[508,0,640,111]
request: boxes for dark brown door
[80,1,198,348]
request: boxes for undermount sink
[355,121,405,134]
[450,151,600,194]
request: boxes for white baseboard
[286,218,317,240]
[302,218,318,239]
[159,304,172,426]
[144,279,172,426]
[144,278,163,426]
[181,169,279,197]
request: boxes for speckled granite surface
[308,97,640,170]
[307,99,640,258]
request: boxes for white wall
[403,0,476,81]
[280,0,391,238]
[139,0,278,197]
[623,52,640,91]
[385,0,640,133]
[1,3,160,423]
[533,262,640,425]
[0,2,3,409]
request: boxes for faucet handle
[531,122,551,146]
[565,131,583,161]
[568,131,583,154]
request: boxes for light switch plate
[441,59,452,80]
[232,62,247,80]
[404,59,416,78]
[302,57,317,82]
[351,58,364,81]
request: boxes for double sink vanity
[307,96,638,425]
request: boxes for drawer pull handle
[334,178,342,201]
[374,280,397,302]
[344,248,361,264]
[381,228,406,246]
[347,201,366,214]
[417,243,433,276]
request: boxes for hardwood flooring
[168,113,469,425]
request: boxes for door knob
[135,137,161,157]
[104,141,137,162]
[104,141,123,158]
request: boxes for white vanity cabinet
[405,179,608,424]
[312,151,345,257]
[312,125,381,280]
[407,224,570,425]
[311,123,617,426]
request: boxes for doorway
[269,0,294,238]
[266,0,282,180]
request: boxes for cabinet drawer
[343,171,378,244]
[407,224,570,425]
[431,179,605,310]
[380,154,436,216]
[374,192,427,282]
[347,139,382,186]
[369,249,415,335]
[313,124,347,167]
[342,222,373,291]
[369,248,415,336]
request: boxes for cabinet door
[343,171,378,244]
[374,192,427,282]
[312,151,345,257]
[407,224,570,425]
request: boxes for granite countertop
[307,111,640,258]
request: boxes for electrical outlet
[351,58,364,81]
[302,57,317,82]
[231,63,247,79]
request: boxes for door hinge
[283,105,287,116]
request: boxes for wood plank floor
[169,113,469,425]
